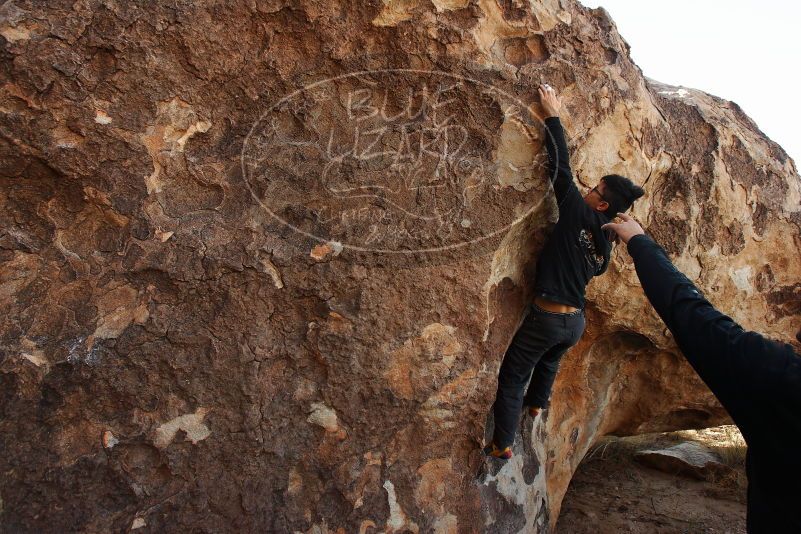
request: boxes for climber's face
[584,179,611,213]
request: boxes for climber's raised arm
[538,83,583,212]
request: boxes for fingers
[600,222,617,232]
[616,212,632,222]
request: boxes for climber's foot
[482,442,513,460]
[526,406,541,418]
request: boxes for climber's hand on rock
[601,212,645,244]
[538,83,561,118]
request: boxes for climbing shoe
[526,406,541,418]
[482,442,513,460]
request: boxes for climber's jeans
[491,302,585,449]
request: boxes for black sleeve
[543,116,584,214]
[626,234,800,419]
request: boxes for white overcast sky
[579,0,801,166]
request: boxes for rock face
[1,1,799,532]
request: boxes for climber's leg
[491,305,562,449]
[524,309,585,410]
[522,342,570,410]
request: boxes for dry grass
[586,425,746,464]
[583,424,748,488]
[584,432,670,462]
[675,425,747,468]
[676,425,748,487]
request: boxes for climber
[483,83,645,459]
[602,213,801,533]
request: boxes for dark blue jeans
[491,302,585,448]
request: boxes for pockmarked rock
[153,408,212,449]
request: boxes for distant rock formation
[1,0,799,532]
[635,442,732,481]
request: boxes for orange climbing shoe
[526,406,541,418]
[482,442,513,460]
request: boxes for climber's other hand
[601,212,645,244]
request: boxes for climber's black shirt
[533,116,613,309]
[628,234,801,533]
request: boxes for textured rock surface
[1,1,799,533]
[635,442,731,481]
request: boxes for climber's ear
[596,200,609,213]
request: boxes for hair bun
[628,185,645,201]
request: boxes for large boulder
[1,0,799,532]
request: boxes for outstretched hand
[538,83,561,118]
[601,212,645,244]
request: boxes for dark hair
[600,174,645,217]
